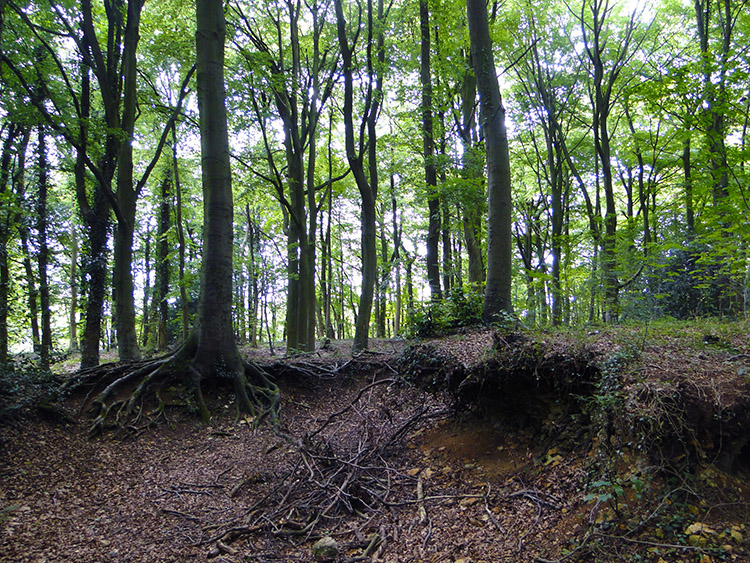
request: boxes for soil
[1,327,749,563]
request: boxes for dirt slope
[1,326,749,563]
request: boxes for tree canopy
[0,0,748,364]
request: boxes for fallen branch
[417,473,428,525]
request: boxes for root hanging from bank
[63,334,282,437]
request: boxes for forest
[1,0,750,561]
[0,0,746,364]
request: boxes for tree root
[64,337,284,437]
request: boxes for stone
[312,536,339,562]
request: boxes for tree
[466,0,513,321]
[512,4,583,325]
[421,0,442,302]
[0,124,22,365]
[233,0,339,352]
[191,0,245,400]
[79,0,279,434]
[334,0,386,352]
[576,0,647,322]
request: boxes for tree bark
[0,124,20,364]
[172,124,190,341]
[458,53,486,287]
[36,127,52,369]
[193,0,249,413]
[75,49,113,368]
[112,0,143,362]
[153,172,171,349]
[69,218,79,353]
[466,0,513,321]
[421,0,442,301]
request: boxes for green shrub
[407,285,485,337]
[0,359,60,425]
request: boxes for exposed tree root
[63,335,282,437]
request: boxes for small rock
[312,536,339,562]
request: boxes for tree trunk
[421,0,442,301]
[377,205,388,338]
[77,9,115,369]
[683,136,694,238]
[580,0,634,323]
[0,124,20,364]
[155,172,171,349]
[69,219,79,353]
[10,129,41,356]
[467,0,513,321]
[36,127,52,369]
[334,0,383,353]
[80,199,111,369]
[458,56,485,286]
[112,0,143,362]
[172,124,190,341]
[193,0,250,414]
[391,175,402,335]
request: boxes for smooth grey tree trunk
[466,0,513,321]
[193,0,251,415]
[421,0,442,301]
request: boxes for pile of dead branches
[199,377,450,560]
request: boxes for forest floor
[1,322,750,563]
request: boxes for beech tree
[334,0,386,352]
[233,0,340,352]
[421,0,442,301]
[1,0,750,367]
[466,0,513,321]
[76,0,279,434]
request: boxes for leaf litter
[1,326,750,562]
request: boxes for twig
[726,353,750,362]
[508,489,561,510]
[308,379,397,440]
[417,474,428,525]
[484,490,505,534]
[161,508,202,522]
[593,531,706,551]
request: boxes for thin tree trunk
[391,175,402,334]
[142,228,152,346]
[36,128,52,368]
[0,124,20,364]
[458,53,485,286]
[334,0,383,352]
[156,172,171,349]
[421,0,442,301]
[172,124,190,341]
[69,220,79,352]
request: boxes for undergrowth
[0,358,61,425]
[406,286,487,337]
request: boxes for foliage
[0,0,749,358]
[407,285,485,338]
[0,358,60,424]
[646,243,743,320]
